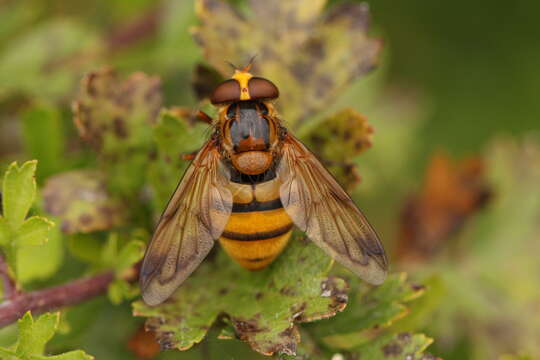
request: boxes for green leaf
[193,0,381,126]
[148,108,208,210]
[353,332,434,360]
[17,224,64,284]
[133,237,348,356]
[14,216,54,247]
[34,350,94,360]
[302,108,374,190]
[0,161,59,282]
[0,19,102,101]
[107,279,126,305]
[2,161,37,229]
[42,170,127,234]
[153,108,208,157]
[282,330,436,360]
[115,239,145,275]
[16,312,57,357]
[0,347,17,358]
[21,105,65,181]
[0,217,11,246]
[0,312,94,360]
[309,273,425,349]
[66,234,103,265]
[108,279,139,305]
[100,233,118,267]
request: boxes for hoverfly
[140,65,388,305]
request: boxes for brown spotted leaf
[73,67,163,195]
[42,170,127,234]
[133,236,348,356]
[307,273,425,349]
[73,67,162,153]
[353,332,436,360]
[282,331,436,360]
[302,108,374,190]
[192,0,381,126]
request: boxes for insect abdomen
[219,180,293,270]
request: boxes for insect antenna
[242,54,257,72]
[225,60,238,72]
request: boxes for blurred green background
[1,0,539,359]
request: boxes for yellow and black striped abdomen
[219,180,293,270]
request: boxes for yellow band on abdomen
[219,229,292,270]
[220,207,293,270]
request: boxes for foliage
[134,237,348,355]
[0,161,55,281]
[0,0,538,359]
[42,171,127,234]
[419,139,540,359]
[73,67,163,197]
[0,312,93,360]
[193,0,381,126]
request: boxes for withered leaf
[397,152,491,263]
[73,67,162,154]
[424,139,540,358]
[133,236,348,356]
[192,0,381,126]
[73,67,163,196]
[42,170,127,234]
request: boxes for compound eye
[210,79,241,104]
[248,77,279,100]
[257,102,268,115]
[226,104,237,119]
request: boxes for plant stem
[0,254,17,300]
[0,272,114,328]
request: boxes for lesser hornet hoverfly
[140,65,388,305]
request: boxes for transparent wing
[140,140,232,305]
[277,134,388,284]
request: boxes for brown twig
[0,254,17,300]
[0,272,114,328]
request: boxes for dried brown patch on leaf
[351,332,435,360]
[42,170,127,234]
[192,0,381,126]
[397,152,492,263]
[133,236,348,356]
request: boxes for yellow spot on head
[232,70,253,101]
